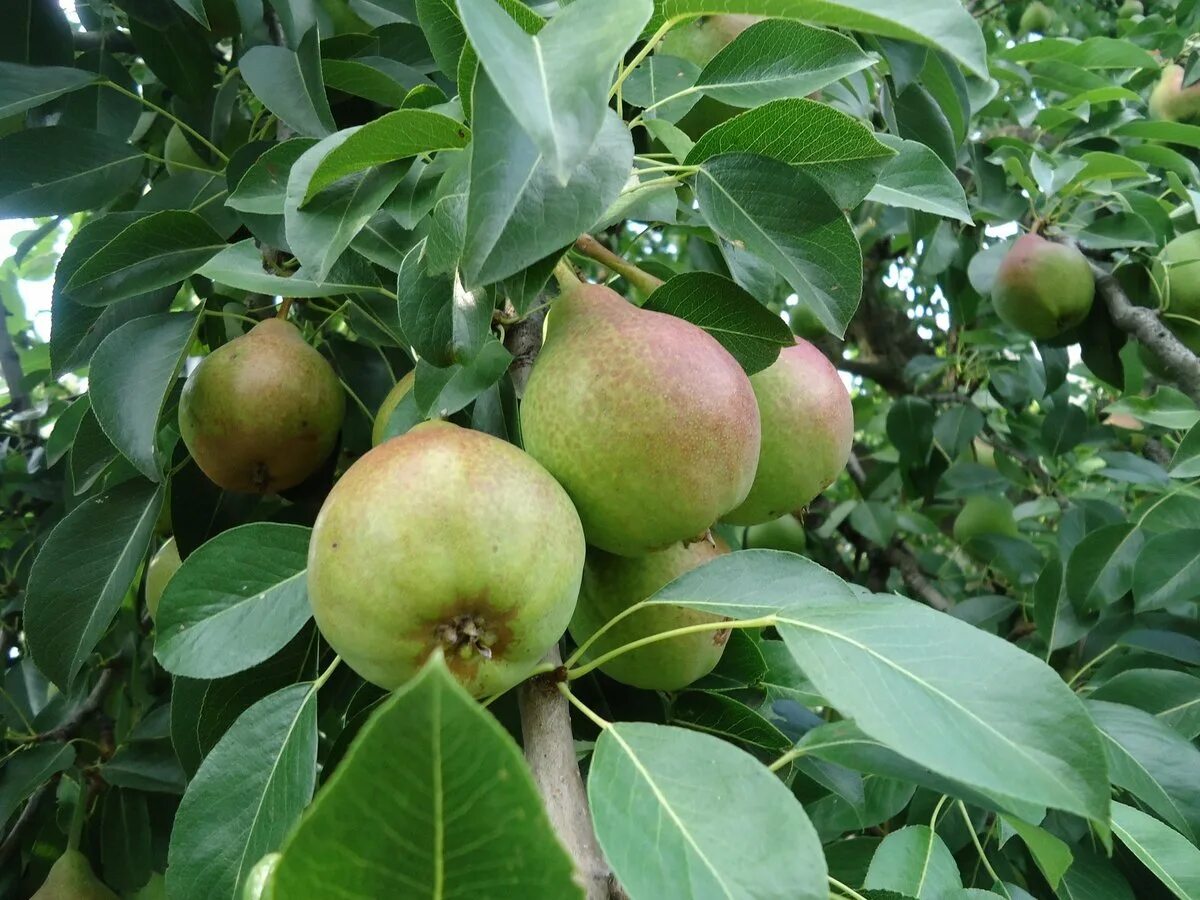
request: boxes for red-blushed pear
[370,369,415,446]
[145,536,181,620]
[32,850,118,900]
[178,318,345,493]
[1150,65,1200,123]
[307,422,585,698]
[723,339,853,526]
[568,539,731,691]
[992,233,1095,339]
[521,281,761,557]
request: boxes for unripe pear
[1118,0,1143,17]
[973,438,997,468]
[744,514,807,553]
[521,282,760,556]
[145,537,182,620]
[1152,230,1200,320]
[308,422,585,697]
[568,539,731,691]
[164,124,214,176]
[242,852,281,900]
[371,370,416,446]
[179,318,345,493]
[788,299,826,341]
[32,850,118,900]
[1019,1,1054,33]
[657,15,762,68]
[992,233,1095,339]
[953,495,1019,544]
[723,339,853,525]
[1149,65,1200,123]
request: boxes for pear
[745,514,807,553]
[568,539,730,691]
[242,852,281,900]
[992,233,1095,339]
[179,318,345,493]
[371,370,416,446]
[307,421,585,697]
[32,849,118,900]
[145,537,182,620]
[1150,65,1200,123]
[521,282,761,556]
[657,15,762,68]
[1018,1,1054,33]
[723,339,853,525]
[1117,0,1143,17]
[1152,230,1200,319]
[163,125,214,177]
[788,298,827,341]
[953,495,1019,545]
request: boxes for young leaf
[25,479,164,690]
[589,722,827,899]
[154,525,313,680]
[0,743,76,826]
[166,684,318,900]
[270,657,580,898]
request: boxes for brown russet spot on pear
[723,338,853,526]
[992,233,1095,339]
[520,281,761,557]
[569,538,732,691]
[178,318,345,493]
[32,850,118,900]
[307,422,585,698]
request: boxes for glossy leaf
[1111,801,1200,900]
[226,139,317,214]
[239,28,335,137]
[0,60,96,117]
[866,134,971,223]
[0,126,143,217]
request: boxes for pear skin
[657,15,762,68]
[307,422,585,697]
[1153,230,1200,320]
[179,319,345,493]
[953,495,1019,544]
[32,850,118,900]
[569,539,730,691]
[744,514,807,553]
[145,537,181,620]
[992,233,1095,339]
[724,339,853,525]
[521,283,761,556]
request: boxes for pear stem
[553,257,583,291]
[276,297,294,320]
[573,234,664,296]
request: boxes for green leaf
[669,690,792,752]
[100,788,153,892]
[1115,121,1200,150]
[1042,403,1087,456]
[0,743,75,826]
[170,0,210,27]
[0,61,96,117]
[686,98,896,208]
[272,656,581,898]
[25,479,164,690]
[887,396,935,466]
[65,211,226,307]
[199,240,386,298]
[1004,817,1073,890]
[1171,422,1200,478]
[1105,389,1200,431]
[417,0,468,76]
[89,312,199,481]
[624,55,701,122]
[1112,801,1200,900]
[458,0,649,181]
[396,240,455,366]
[320,57,419,107]
[694,153,861,337]
[166,684,318,900]
[642,271,793,374]
[865,134,971,223]
[863,826,962,899]
[102,743,187,794]
[284,130,407,282]
[226,139,317,214]
[933,404,983,459]
[1091,669,1200,740]
[461,74,632,287]
[155,525,313,680]
[0,125,143,217]
[695,19,875,108]
[1090,700,1200,846]
[239,27,335,138]
[1133,530,1200,612]
[1065,523,1145,614]
[412,337,513,417]
[589,722,827,899]
[648,1,988,79]
[303,110,469,204]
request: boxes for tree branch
[0,783,49,869]
[31,668,116,744]
[0,305,31,418]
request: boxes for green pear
[973,438,997,468]
[788,298,827,341]
[242,852,280,900]
[179,318,345,493]
[163,125,214,176]
[953,495,1019,545]
[568,539,730,691]
[992,233,1095,339]
[657,15,762,68]
[723,339,853,525]
[32,849,118,900]
[145,537,182,620]
[308,422,585,697]
[744,514,807,553]
[1117,0,1143,17]
[1152,230,1200,319]
[371,370,416,446]
[1018,1,1054,33]
[521,282,761,556]
[1149,65,1200,123]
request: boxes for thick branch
[1086,259,1200,405]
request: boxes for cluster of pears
[991,232,1095,339]
[304,274,853,696]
